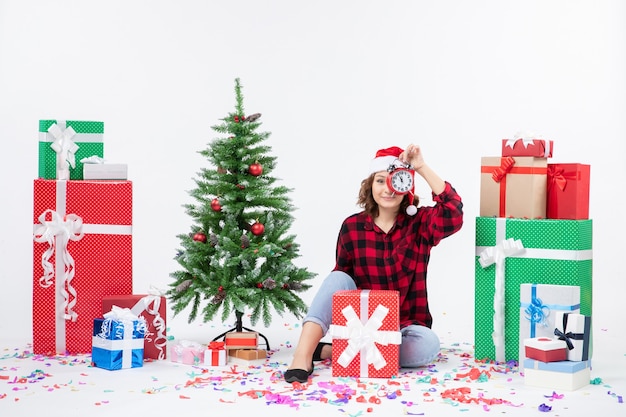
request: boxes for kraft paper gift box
[329,290,402,378]
[170,340,205,365]
[553,312,591,362]
[38,120,104,180]
[102,294,167,360]
[32,179,133,354]
[224,332,258,350]
[523,358,591,391]
[523,337,568,362]
[91,308,146,371]
[501,137,554,158]
[480,156,548,219]
[204,341,227,366]
[519,283,580,366]
[474,217,592,363]
[83,163,128,180]
[547,163,591,220]
[228,349,267,360]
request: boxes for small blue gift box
[523,358,591,391]
[92,315,146,370]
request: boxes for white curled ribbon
[130,291,167,359]
[33,209,84,321]
[48,121,79,180]
[329,303,402,372]
[478,237,525,363]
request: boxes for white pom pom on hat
[368,146,418,216]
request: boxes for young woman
[284,144,464,383]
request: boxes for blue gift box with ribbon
[92,307,146,371]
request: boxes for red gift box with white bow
[501,137,554,158]
[329,290,401,378]
[32,179,133,354]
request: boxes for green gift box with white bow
[474,217,592,363]
[38,120,104,180]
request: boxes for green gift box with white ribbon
[474,217,592,363]
[38,120,104,180]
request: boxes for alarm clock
[386,162,414,195]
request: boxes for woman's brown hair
[357,173,419,217]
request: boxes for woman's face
[372,171,403,212]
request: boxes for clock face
[389,169,413,193]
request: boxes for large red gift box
[501,138,553,158]
[329,290,401,378]
[547,163,590,220]
[32,179,133,354]
[480,156,548,219]
[102,294,167,360]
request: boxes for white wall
[1,0,624,345]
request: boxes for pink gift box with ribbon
[170,340,205,365]
[329,290,401,378]
[32,179,133,354]
[102,294,167,360]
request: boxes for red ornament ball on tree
[251,221,265,236]
[211,198,222,211]
[248,162,263,176]
[193,232,207,243]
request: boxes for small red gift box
[102,294,167,360]
[502,138,553,158]
[329,290,401,378]
[547,163,590,220]
[224,332,258,349]
[480,156,548,219]
[524,337,568,362]
[204,341,227,366]
[32,179,133,354]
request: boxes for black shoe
[284,362,314,384]
[312,342,332,362]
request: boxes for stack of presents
[31,119,265,371]
[475,134,592,390]
[320,135,593,388]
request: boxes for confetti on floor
[1,328,624,417]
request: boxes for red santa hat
[368,146,418,216]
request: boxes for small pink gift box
[170,340,204,365]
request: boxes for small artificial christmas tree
[168,79,315,344]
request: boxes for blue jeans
[304,270,441,368]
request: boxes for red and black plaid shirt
[333,181,463,329]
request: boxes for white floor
[1,320,624,417]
